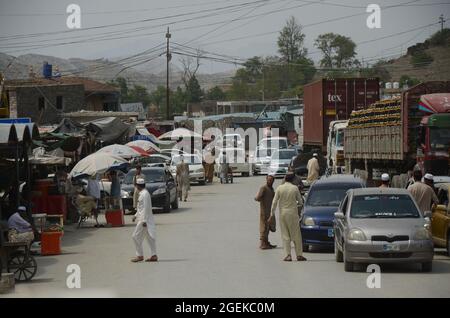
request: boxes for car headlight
[348,228,367,241]
[121,191,131,198]
[196,168,204,173]
[413,228,430,240]
[153,187,166,195]
[303,216,315,226]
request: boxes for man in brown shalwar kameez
[255,174,277,250]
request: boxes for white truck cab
[326,120,348,174]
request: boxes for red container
[31,196,48,214]
[41,231,63,255]
[46,195,67,221]
[303,78,380,152]
[105,210,124,227]
[34,179,53,197]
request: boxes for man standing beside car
[269,172,307,262]
[176,155,190,201]
[408,170,438,213]
[255,174,276,250]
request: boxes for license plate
[327,228,334,238]
[383,244,400,251]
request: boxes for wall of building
[13,84,84,124]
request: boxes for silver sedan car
[334,188,434,272]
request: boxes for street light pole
[166,27,171,120]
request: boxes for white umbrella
[97,144,141,159]
[126,140,161,153]
[159,128,203,140]
[69,152,128,178]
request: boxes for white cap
[313,153,318,157]
[381,173,390,182]
[424,173,434,181]
[136,178,146,185]
[18,206,26,211]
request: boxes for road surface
[8,176,450,297]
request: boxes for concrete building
[5,77,120,124]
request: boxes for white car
[258,136,288,150]
[251,147,276,175]
[215,147,251,177]
[268,149,298,177]
[170,154,205,185]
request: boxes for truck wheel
[242,172,249,177]
[335,240,343,263]
[421,262,433,272]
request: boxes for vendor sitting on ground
[8,206,35,244]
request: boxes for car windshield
[430,127,450,152]
[350,194,420,218]
[306,184,361,207]
[256,148,274,158]
[336,129,344,147]
[272,150,297,160]
[171,155,202,165]
[141,156,167,164]
[260,138,288,149]
[124,169,165,184]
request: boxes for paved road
[8,176,450,297]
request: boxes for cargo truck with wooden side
[344,81,450,181]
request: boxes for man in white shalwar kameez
[131,178,158,262]
[306,153,320,183]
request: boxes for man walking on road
[131,178,157,263]
[176,155,190,201]
[306,153,320,183]
[269,173,307,262]
[407,170,438,213]
[255,174,276,250]
[133,165,145,211]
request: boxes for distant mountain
[0,53,233,91]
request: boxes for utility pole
[439,14,446,32]
[166,27,171,120]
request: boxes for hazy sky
[0,0,449,73]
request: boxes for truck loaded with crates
[344,81,450,181]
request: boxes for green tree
[185,75,203,103]
[206,86,226,101]
[399,75,420,88]
[277,16,308,62]
[128,84,151,106]
[314,33,359,69]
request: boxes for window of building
[56,96,63,110]
[38,97,45,111]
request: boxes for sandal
[131,256,144,263]
[283,255,292,262]
[297,256,307,261]
[145,255,158,262]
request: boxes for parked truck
[303,78,380,154]
[326,120,348,174]
[344,81,450,179]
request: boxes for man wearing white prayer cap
[306,153,320,183]
[407,170,438,213]
[131,178,157,262]
[379,173,390,188]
